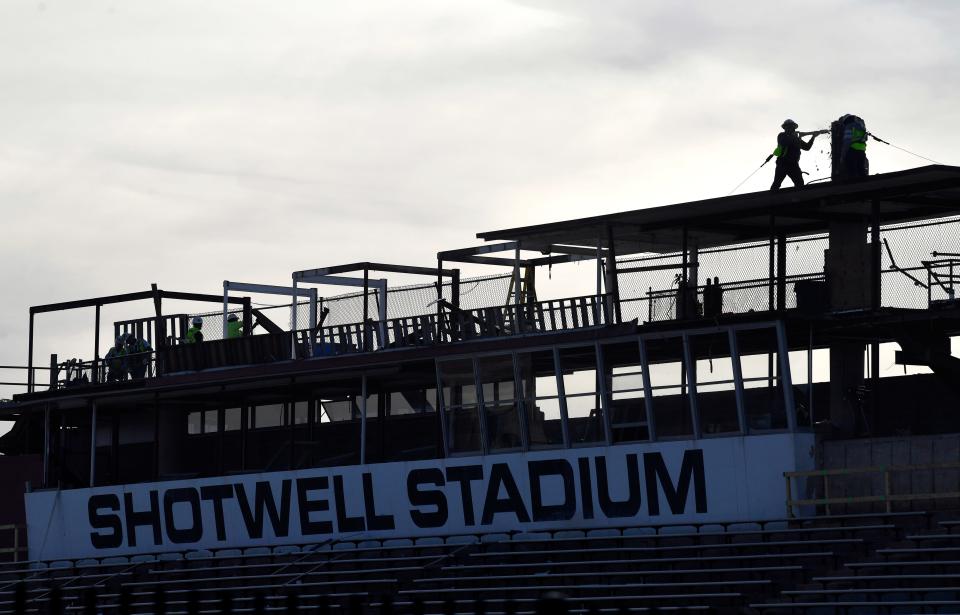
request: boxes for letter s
[89,494,123,549]
[408,468,447,528]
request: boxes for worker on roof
[104,334,128,381]
[837,114,869,180]
[227,313,244,339]
[770,119,821,191]
[124,334,153,379]
[186,316,204,344]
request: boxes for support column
[436,259,444,340]
[768,216,776,311]
[514,245,523,332]
[605,225,621,324]
[826,212,870,435]
[89,402,97,487]
[362,268,370,351]
[777,233,787,312]
[94,305,101,361]
[27,313,35,393]
[42,406,50,488]
[680,227,689,319]
[360,375,367,464]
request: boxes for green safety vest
[227,320,243,338]
[850,128,867,151]
[186,326,202,343]
[773,146,784,158]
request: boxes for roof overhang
[477,165,960,255]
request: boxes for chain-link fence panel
[881,215,960,309]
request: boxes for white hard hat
[192,316,203,326]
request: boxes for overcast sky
[1,0,958,397]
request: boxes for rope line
[872,136,943,165]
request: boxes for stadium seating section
[0,511,958,613]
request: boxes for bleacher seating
[0,511,956,614]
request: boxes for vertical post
[808,324,815,427]
[152,396,160,481]
[515,245,523,332]
[595,342,613,445]
[606,224,621,324]
[595,239,603,324]
[680,227,688,319]
[638,338,656,441]
[728,328,747,434]
[512,352,530,451]
[242,297,252,337]
[240,405,248,471]
[378,281,388,347]
[49,354,57,390]
[89,402,97,487]
[473,359,489,455]
[290,278,299,359]
[682,334,701,438]
[435,361,450,458]
[308,289,318,334]
[437,258,443,340]
[42,406,50,488]
[27,312,35,393]
[451,268,461,340]
[360,375,367,464]
[362,267,370,351]
[12,525,18,562]
[777,233,787,312]
[151,284,165,354]
[769,216,776,311]
[553,347,571,448]
[871,200,881,310]
[452,269,461,311]
[111,408,120,484]
[776,321,797,431]
[222,282,230,340]
[871,339,880,434]
[94,304,101,361]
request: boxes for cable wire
[870,134,944,165]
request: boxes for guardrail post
[13,525,18,563]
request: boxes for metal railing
[50,351,157,390]
[784,462,960,517]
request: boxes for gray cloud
[1,0,958,398]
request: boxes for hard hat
[227,313,239,322]
[115,334,126,346]
[782,119,798,129]
[191,316,203,326]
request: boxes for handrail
[784,461,960,517]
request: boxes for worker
[838,114,869,179]
[771,119,820,191]
[186,316,204,343]
[227,313,244,338]
[105,334,127,381]
[124,334,153,379]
